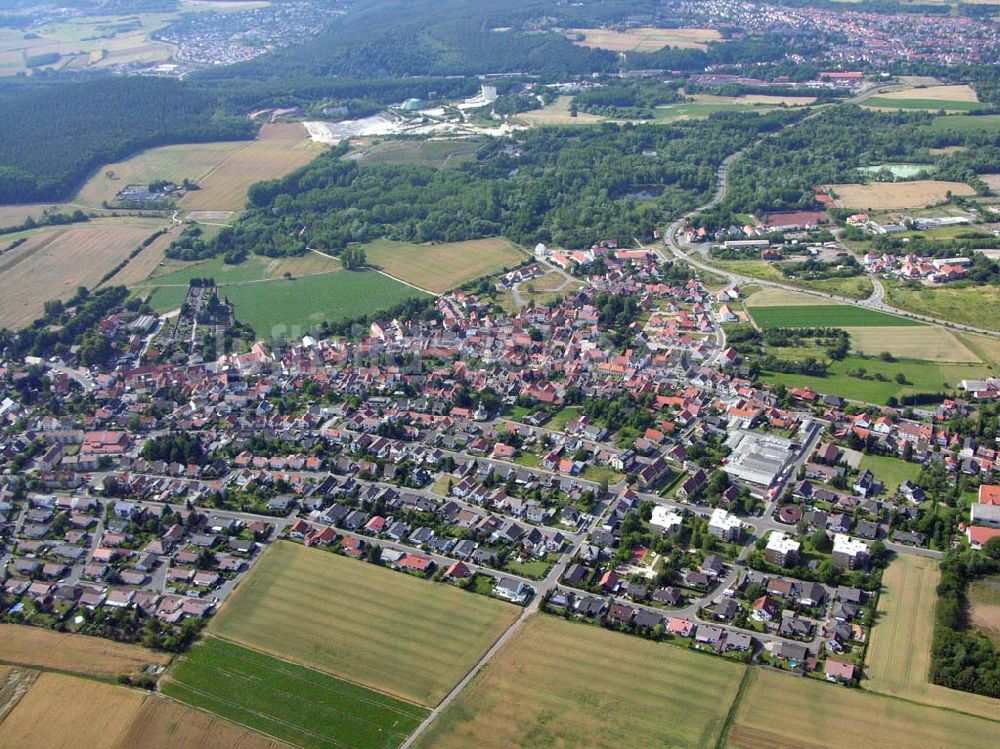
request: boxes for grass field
[886,283,1000,332]
[138,255,423,337]
[362,237,526,292]
[0,217,167,328]
[710,260,873,299]
[209,541,520,706]
[876,84,979,102]
[414,614,745,749]
[542,405,582,432]
[858,454,921,493]
[727,668,1000,749]
[179,124,323,215]
[968,576,1000,647]
[163,637,426,749]
[118,696,291,749]
[652,101,778,121]
[929,114,1000,134]
[347,138,482,168]
[745,288,845,307]
[571,26,721,51]
[0,624,171,679]
[513,96,608,126]
[105,224,183,287]
[690,93,817,106]
[748,305,918,328]
[959,331,1000,370]
[844,326,980,362]
[0,672,146,749]
[762,354,988,404]
[827,180,976,210]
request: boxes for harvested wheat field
[179,124,323,215]
[691,93,816,106]
[0,672,145,749]
[0,218,166,328]
[864,554,1000,720]
[827,180,975,210]
[0,624,170,679]
[105,223,181,287]
[415,615,745,749]
[728,668,1000,749]
[116,695,292,749]
[845,325,981,362]
[877,84,979,102]
[209,541,519,707]
[572,27,722,51]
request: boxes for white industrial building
[724,430,797,488]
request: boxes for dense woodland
[191,111,797,262]
[932,543,1000,697]
[0,78,255,202]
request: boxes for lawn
[503,558,552,580]
[864,554,1000,721]
[727,668,1000,749]
[541,405,582,432]
[749,305,918,328]
[163,637,426,749]
[414,614,746,749]
[581,464,626,486]
[761,354,988,404]
[886,283,1000,332]
[209,541,519,706]
[858,454,921,493]
[362,237,526,293]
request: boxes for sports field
[0,217,168,328]
[865,554,1000,720]
[748,305,918,328]
[209,541,520,706]
[844,326,980,362]
[362,237,526,292]
[414,615,745,749]
[727,668,999,749]
[0,672,146,749]
[828,180,976,210]
[0,624,171,679]
[163,637,426,749]
[117,696,291,749]
[571,27,722,51]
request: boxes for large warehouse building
[724,430,797,488]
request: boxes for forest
[0,77,255,203]
[198,110,797,262]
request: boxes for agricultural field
[726,668,1000,749]
[104,225,183,287]
[0,624,170,679]
[346,138,483,168]
[827,180,976,210]
[929,114,1000,134]
[968,576,1000,647]
[0,218,168,328]
[0,672,146,749]
[75,141,247,208]
[179,124,323,215]
[570,27,722,51]
[844,326,981,362]
[414,614,746,749]
[652,101,778,122]
[745,288,840,307]
[209,541,520,706]
[865,98,984,112]
[762,354,989,404]
[863,554,1000,721]
[886,283,1000,332]
[690,93,817,107]
[117,696,291,749]
[163,637,426,749]
[875,84,979,102]
[513,96,608,126]
[362,237,526,293]
[958,331,1000,370]
[748,305,918,328]
[710,259,873,298]
[857,454,921,493]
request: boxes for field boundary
[714,666,754,749]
